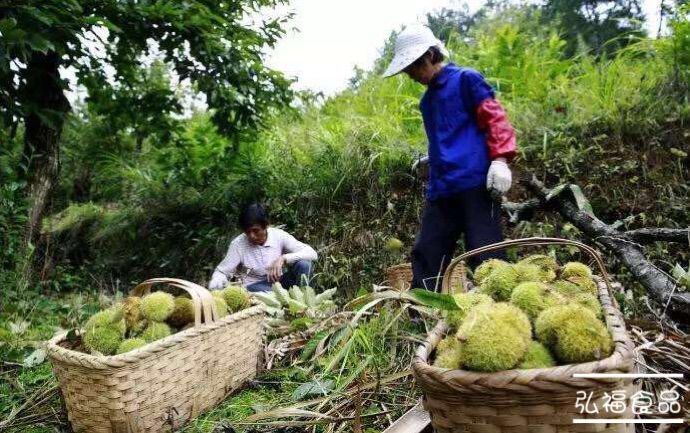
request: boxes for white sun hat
[382,24,450,78]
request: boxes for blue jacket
[420,63,495,200]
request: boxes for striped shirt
[215,227,318,286]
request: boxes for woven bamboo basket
[412,237,639,433]
[46,278,265,433]
[386,262,468,292]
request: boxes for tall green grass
[34,6,690,296]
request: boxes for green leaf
[83,16,122,33]
[672,264,690,288]
[568,185,594,214]
[336,355,372,391]
[0,17,17,34]
[291,379,334,401]
[408,289,459,310]
[250,402,272,414]
[23,348,46,368]
[290,317,313,331]
[672,263,687,281]
[545,184,568,201]
[27,35,55,54]
[23,6,55,26]
[300,330,328,361]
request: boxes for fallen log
[502,176,690,320]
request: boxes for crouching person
[208,203,318,292]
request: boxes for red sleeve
[476,98,517,162]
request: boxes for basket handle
[130,278,219,327]
[441,237,614,296]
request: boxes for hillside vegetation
[3,8,683,297]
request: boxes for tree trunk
[19,51,70,284]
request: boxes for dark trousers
[246,260,313,292]
[411,187,507,292]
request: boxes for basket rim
[412,276,636,394]
[386,263,413,273]
[46,304,265,370]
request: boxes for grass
[0,285,425,433]
[0,289,102,432]
[180,370,307,433]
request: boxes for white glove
[486,159,512,195]
[208,270,228,290]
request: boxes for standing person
[208,203,318,292]
[383,24,517,291]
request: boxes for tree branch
[524,176,690,319]
[622,228,690,245]
[501,198,542,224]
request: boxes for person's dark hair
[238,203,269,230]
[405,46,445,72]
[427,46,444,64]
